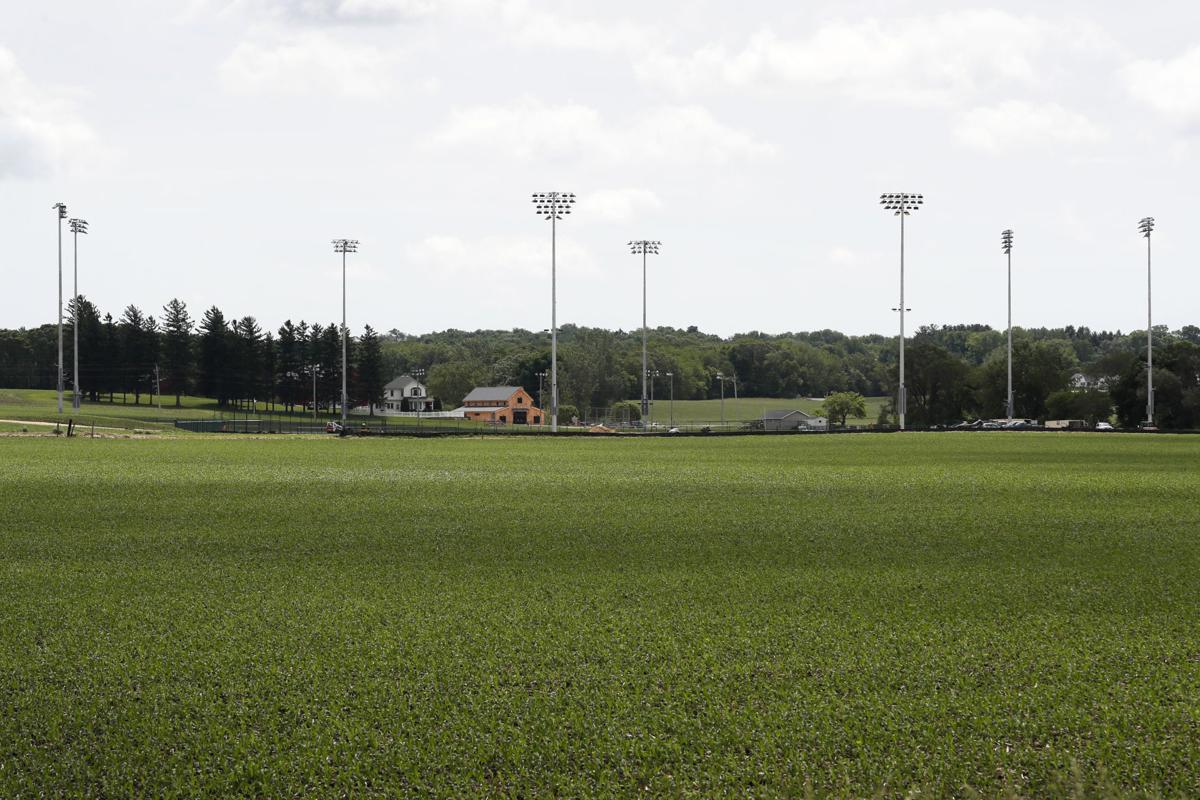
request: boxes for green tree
[198,306,229,407]
[161,298,194,407]
[1045,389,1113,425]
[820,391,867,427]
[355,325,386,416]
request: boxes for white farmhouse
[377,374,434,414]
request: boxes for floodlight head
[1138,216,1155,237]
[53,202,67,219]
[629,239,662,255]
[332,238,358,253]
[533,191,576,220]
[69,218,89,235]
[880,192,923,215]
[1001,229,1013,254]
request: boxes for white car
[1096,421,1114,431]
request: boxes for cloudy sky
[4,0,1198,337]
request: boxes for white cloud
[429,99,773,165]
[952,100,1106,154]
[1122,46,1200,123]
[212,0,436,24]
[494,0,655,54]
[586,188,662,223]
[0,47,99,180]
[638,10,1111,107]
[219,32,398,97]
[405,234,598,281]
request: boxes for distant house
[456,386,542,425]
[1070,372,1108,391]
[762,409,828,432]
[376,374,434,414]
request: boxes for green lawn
[0,388,340,432]
[643,395,886,426]
[2,434,1198,796]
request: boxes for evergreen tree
[276,320,303,413]
[119,305,148,404]
[198,306,229,406]
[355,325,386,416]
[161,298,194,407]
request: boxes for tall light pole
[665,371,674,428]
[629,240,661,419]
[716,372,726,426]
[69,218,88,410]
[332,238,358,428]
[533,192,575,432]
[53,203,67,413]
[647,368,660,425]
[1139,216,1155,426]
[1001,228,1014,422]
[535,370,547,422]
[880,193,923,430]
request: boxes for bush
[610,400,641,423]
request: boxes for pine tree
[161,298,194,407]
[356,324,386,416]
[198,306,228,406]
[119,305,147,404]
[276,321,303,413]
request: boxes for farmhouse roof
[384,374,424,390]
[462,386,521,402]
[454,404,508,412]
[762,409,814,420]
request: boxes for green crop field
[2,433,1199,797]
[643,396,887,426]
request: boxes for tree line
[2,298,1199,428]
[0,297,387,413]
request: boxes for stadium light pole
[1139,216,1155,426]
[69,218,88,411]
[716,372,726,426]
[535,370,548,422]
[647,368,660,425]
[1001,229,1014,422]
[629,240,661,420]
[665,371,674,428]
[52,203,67,414]
[880,193,923,430]
[533,192,575,432]
[332,239,358,428]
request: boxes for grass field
[2,433,1199,796]
[0,388,348,433]
[644,396,887,426]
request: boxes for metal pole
[669,373,674,428]
[899,211,906,431]
[719,377,725,425]
[155,364,161,412]
[341,248,348,427]
[649,369,655,425]
[733,375,739,422]
[1147,233,1153,425]
[1007,247,1013,421]
[56,207,64,414]
[641,248,648,419]
[311,365,317,421]
[73,225,80,410]
[551,214,558,432]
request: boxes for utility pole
[880,193,923,430]
[536,370,547,423]
[155,364,162,412]
[69,218,88,410]
[533,192,575,432]
[53,203,67,414]
[1002,229,1014,421]
[1139,217,1156,426]
[309,363,318,421]
[332,239,358,428]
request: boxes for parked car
[1096,421,1114,431]
[325,421,343,434]
[981,421,1002,429]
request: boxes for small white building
[377,374,434,414]
[762,409,828,432]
